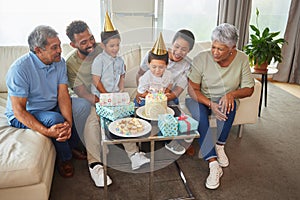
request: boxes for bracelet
[208,102,211,109]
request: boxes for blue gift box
[96,102,135,121]
[158,114,178,136]
[176,115,199,133]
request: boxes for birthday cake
[145,92,168,118]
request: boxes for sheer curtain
[273,0,300,84]
[217,0,252,50]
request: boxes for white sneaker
[206,161,223,189]
[215,144,229,167]
[89,164,112,187]
[184,138,194,143]
[165,140,186,155]
[130,152,150,170]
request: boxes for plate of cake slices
[136,106,175,121]
[108,117,152,137]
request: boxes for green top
[188,49,254,100]
[65,45,102,92]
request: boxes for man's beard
[78,44,97,56]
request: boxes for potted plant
[243,8,287,72]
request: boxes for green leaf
[250,25,260,36]
[262,28,270,38]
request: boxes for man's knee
[72,97,91,117]
[41,112,65,127]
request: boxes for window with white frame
[0,0,101,45]
[0,0,292,45]
[161,0,219,42]
[250,0,291,38]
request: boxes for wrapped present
[96,102,135,121]
[176,115,199,133]
[158,114,178,136]
[99,92,130,106]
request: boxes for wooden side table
[251,67,278,117]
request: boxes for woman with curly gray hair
[186,23,255,189]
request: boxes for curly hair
[66,20,89,42]
[211,23,239,48]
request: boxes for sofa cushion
[120,44,141,88]
[0,104,55,188]
[0,46,29,92]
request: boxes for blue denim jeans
[10,97,91,161]
[185,98,236,161]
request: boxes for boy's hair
[66,20,89,42]
[101,30,120,45]
[148,51,169,65]
[172,29,195,51]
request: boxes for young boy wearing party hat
[91,12,150,171]
[135,32,173,106]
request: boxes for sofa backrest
[0,44,75,93]
[0,41,211,95]
[0,46,29,92]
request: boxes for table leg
[174,161,195,199]
[150,140,155,200]
[265,74,268,107]
[258,74,265,117]
[103,143,108,199]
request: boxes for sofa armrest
[180,79,262,126]
[233,79,262,125]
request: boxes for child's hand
[135,93,142,103]
[165,92,171,98]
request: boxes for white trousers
[84,106,139,164]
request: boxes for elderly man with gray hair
[5,25,91,178]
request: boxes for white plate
[108,118,152,138]
[136,106,175,121]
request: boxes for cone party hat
[151,32,167,55]
[104,11,115,32]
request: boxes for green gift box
[158,114,178,136]
[96,102,135,121]
[176,115,199,133]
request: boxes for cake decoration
[104,11,115,32]
[144,90,168,118]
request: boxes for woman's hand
[219,93,235,114]
[210,101,228,121]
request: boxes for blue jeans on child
[185,98,236,161]
[134,97,179,107]
[10,97,91,161]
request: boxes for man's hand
[48,122,72,142]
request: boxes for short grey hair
[28,25,58,52]
[211,23,239,48]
